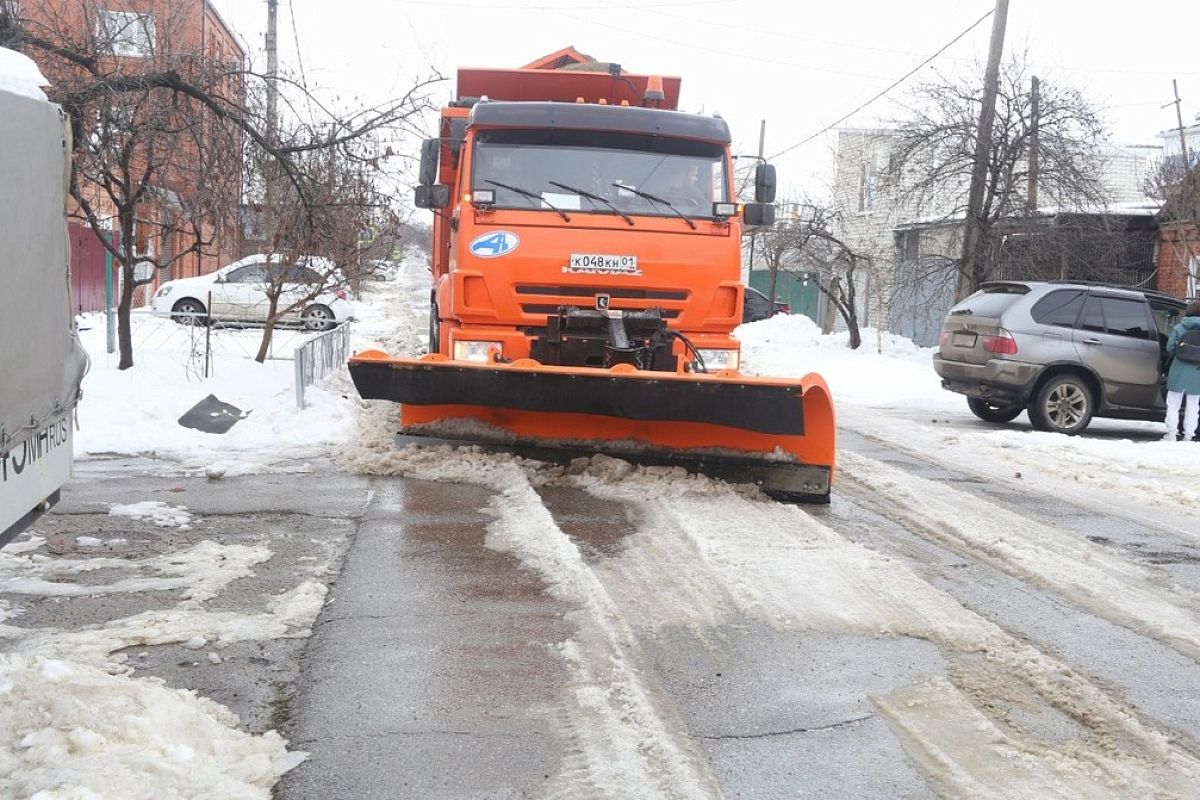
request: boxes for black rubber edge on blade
[350,360,805,436]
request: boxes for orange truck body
[349,55,835,500]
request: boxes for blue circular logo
[469,231,520,258]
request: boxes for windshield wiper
[611,183,697,230]
[547,180,634,226]
[484,179,570,222]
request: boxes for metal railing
[294,321,351,409]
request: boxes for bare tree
[244,128,400,362]
[889,53,1109,295]
[752,199,870,348]
[1,0,438,369]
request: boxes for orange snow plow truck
[349,52,835,501]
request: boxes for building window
[97,10,155,58]
[1190,256,1198,298]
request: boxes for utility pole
[1169,79,1191,167]
[263,0,280,251]
[959,0,1009,298]
[1027,75,1039,214]
[265,0,279,142]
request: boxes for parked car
[151,255,354,331]
[933,281,1187,434]
[743,286,791,323]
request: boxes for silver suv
[933,281,1187,434]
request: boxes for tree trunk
[117,269,135,369]
[117,213,137,369]
[255,295,282,363]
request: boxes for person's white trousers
[1165,390,1199,439]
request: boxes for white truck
[0,48,88,545]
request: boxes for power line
[287,0,308,90]
[767,6,995,162]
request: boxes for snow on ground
[1,265,425,799]
[0,533,325,799]
[108,501,194,529]
[75,311,352,473]
[0,654,305,800]
[72,253,429,474]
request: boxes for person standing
[1164,300,1200,441]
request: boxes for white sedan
[151,255,355,331]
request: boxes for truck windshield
[472,129,728,220]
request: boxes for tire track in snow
[837,450,1200,665]
[549,468,1200,798]
[484,464,724,800]
[340,433,724,800]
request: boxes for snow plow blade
[348,351,835,502]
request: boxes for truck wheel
[967,397,1023,424]
[1028,374,1094,435]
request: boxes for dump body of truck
[0,49,87,544]
[350,55,835,500]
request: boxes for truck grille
[515,284,688,318]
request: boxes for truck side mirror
[754,163,776,203]
[414,184,451,210]
[743,202,775,228]
[418,138,440,186]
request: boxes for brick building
[12,0,245,312]
[1154,118,1200,300]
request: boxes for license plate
[566,253,640,275]
[953,332,977,347]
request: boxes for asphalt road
[15,426,1200,798]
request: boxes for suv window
[1031,289,1085,328]
[1151,303,1184,338]
[1079,295,1153,340]
[950,286,1028,318]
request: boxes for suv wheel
[967,397,1023,424]
[1028,374,1094,435]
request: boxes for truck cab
[417,66,774,375]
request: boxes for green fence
[748,270,821,323]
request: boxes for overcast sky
[210,0,1200,197]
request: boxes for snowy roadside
[0,264,424,798]
[71,256,432,476]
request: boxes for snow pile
[75,311,355,469]
[0,47,49,101]
[108,501,194,529]
[736,313,949,408]
[0,655,304,800]
[0,531,327,795]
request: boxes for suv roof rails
[1047,279,1182,302]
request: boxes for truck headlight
[452,341,501,362]
[696,348,740,371]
